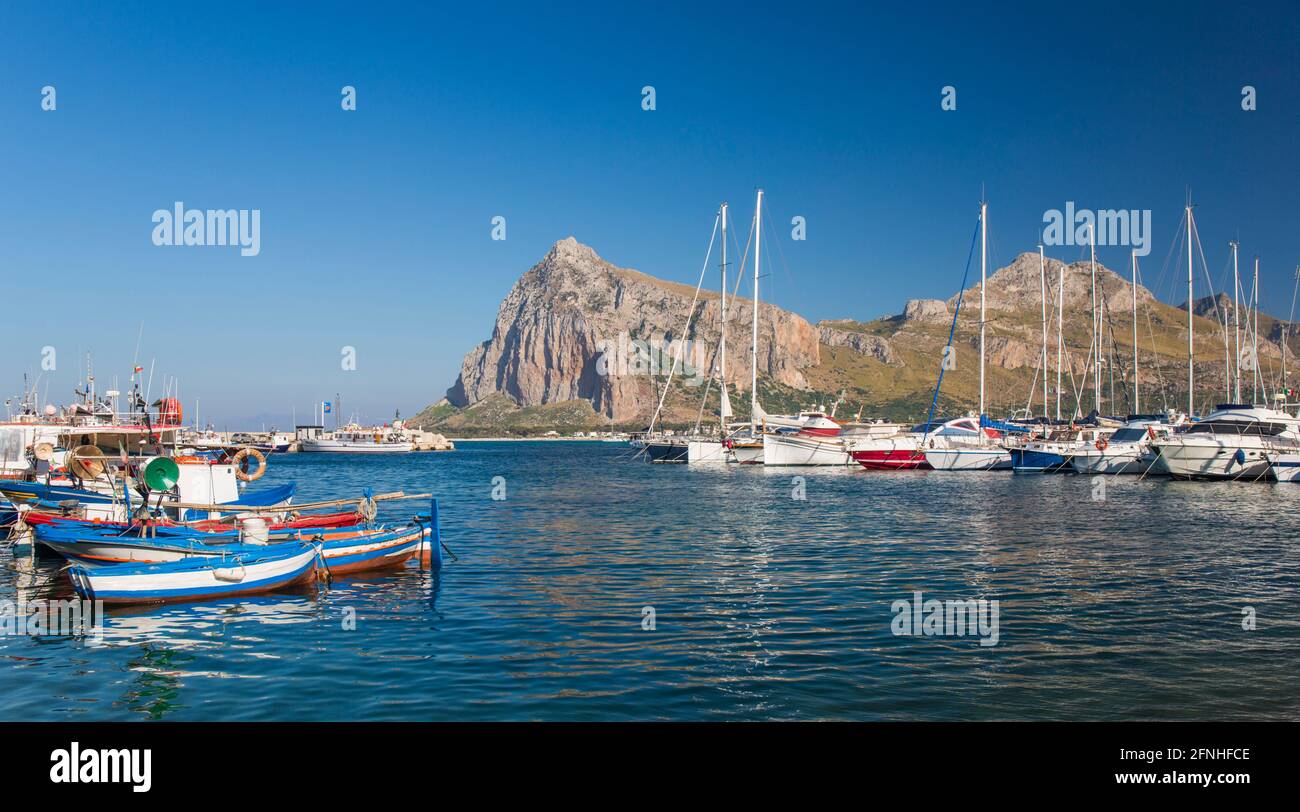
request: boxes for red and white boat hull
[849,435,929,470]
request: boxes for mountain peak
[950,253,1156,313]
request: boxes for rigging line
[1278,267,1300,396]
[924,216,980,431]
[1100,292,1132,415]
[692,371,715,435]
[647,213,721,434]
[1191,216,1230,345]
[1136,264,1170,411]
[1151,206,1185,308]
[725,210,756,329]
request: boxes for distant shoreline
[449,436,628,442]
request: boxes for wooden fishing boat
[36,521,424,574]
[21,508,364,533]
[68,542,322,605]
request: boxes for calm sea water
[2,440,1298,721]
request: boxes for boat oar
[165,491,430,513]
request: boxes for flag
[323,401,332,414]
[133,365,143,374]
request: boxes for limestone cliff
[443,238,820,423]
[421,243,1295,432]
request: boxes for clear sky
[2,1,1297,427]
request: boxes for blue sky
[2,1,1297,427]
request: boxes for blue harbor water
[2,440,1298,721]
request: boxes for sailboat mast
[751,189,763,433]
[1090,223,1100,413]
[1132,250,1139,415]
[719,202,728,433]
[1056,259,1064,421]
[1287,266,1300,397]
[1232,240,1241,403]
[1186,204,1194,416]
[1039,245,1048,418]
[1254,256,1260,404]
[979,201,986,419]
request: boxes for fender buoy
[356,496,378,523]
[231,447,267,482]
[1095,438,1108,452]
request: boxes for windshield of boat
[1185,420,1287,436]
[1110,428,1149,443]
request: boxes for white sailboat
[642,203,726,463]
[727,189,769,464]
[924,200,1011,471]
[1149,203,1298,479]
[688,202,733,464]
[1067,250,1184,474]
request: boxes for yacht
[922,416,1012,471]
[761,412,850,466]
[1068,415,1183,475]
[1150,404,1299,480]
[299,423,415,453]
[1008,423,1114,473]
[849,421,938,470]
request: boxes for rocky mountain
[415,242,1297,435]
[439,237,819,425]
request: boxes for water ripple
[2,441,1297,720]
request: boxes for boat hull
[316,527,423,575]
[299,440,414,453]
[68,544,321,605]
[762,433,850,466]
[43,525,423,574]
[643,440,689,463]
[923,447,1011,471]
[1151,440,1274,480]
[1069,447,1152,475]
[851,448,929,470]
[686,439,729,463]
[729,442,763,464]
[1010,447,1071,473]
[1269,453,1300,482]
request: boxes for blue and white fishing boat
[36,520,413,567]
[1,478,294,519]
[36,497,443,576]
[0,495,18,528]
[68,541,322,604]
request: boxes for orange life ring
[231,447,267,482]
[1095,438,1108,452]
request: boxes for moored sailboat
[923,200,1011,471]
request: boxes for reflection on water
[3,441,1299,720]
